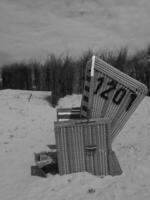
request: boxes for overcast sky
[0,0,150,65]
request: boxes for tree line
[1,46,150,106]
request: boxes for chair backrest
[80,56,148,142]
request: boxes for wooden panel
[54,118,113,176]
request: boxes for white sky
[0,0,150,65]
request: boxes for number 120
[94,77,137,111]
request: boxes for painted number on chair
[94,76,137,111]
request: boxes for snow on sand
[0,89,150,200]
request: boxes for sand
[0,89,150,200]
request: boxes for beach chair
[54,56,147,177]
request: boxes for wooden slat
[57,107,81,122]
